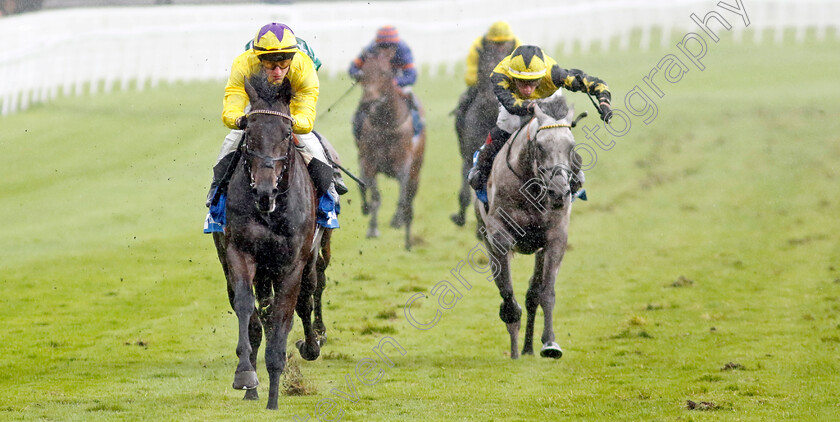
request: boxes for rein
[505,120,574,184]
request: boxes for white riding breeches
[495,107,532,134]
[216,129,243,163]
[293,131,329,166]
[495,89,565,134]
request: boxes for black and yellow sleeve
[550,66,611,104]
[491,68,532,116]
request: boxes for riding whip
[324,81,359,114]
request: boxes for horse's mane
[247,74,292,108]
[536,95,571,122]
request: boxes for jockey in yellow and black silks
[454,21,521,140]
[468,45,613,195]
[207,22,346,208]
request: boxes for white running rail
[1,0,838,115]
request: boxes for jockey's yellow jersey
[490,52,611,116]
[222,49,319,134]
[464,36,521,86]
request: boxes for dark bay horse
[212,75,327,409]
[354,47,426,250]
[451,40,516,227]
[475,96,582,360]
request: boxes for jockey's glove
[525,101,537,114]
[236,115,248,130]
[598,101,612,124]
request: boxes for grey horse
[475,96,582,360]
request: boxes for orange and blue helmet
[252,23,298,61]
[375,25,400,45]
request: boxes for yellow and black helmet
[486,21,515,42]
[252,23,298,60]
[507,45,547,80]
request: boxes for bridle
[507,120,574,188]
[241,109,296,195]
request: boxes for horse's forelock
[247,74,292,109]
[537,95,571,123]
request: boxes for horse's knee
[499,300,522,324]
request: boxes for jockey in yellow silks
[467,45,613,196]
[207,23,346,208]
[454,21,521,141]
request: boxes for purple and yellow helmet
[252,23,298,58]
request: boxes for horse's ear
[244,77,258,102]
[562,104,575,125]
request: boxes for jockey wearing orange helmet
[348,25,423,140]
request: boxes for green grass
[1,34,839,421]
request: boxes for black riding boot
[307,158,334,199]
[468,127,510,191]
[206,152,236,207]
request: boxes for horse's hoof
[233,370,259,390]
[296,339,321,361]
[390,216,404,228]
[362,206,370,216]
[243,388,259,401]
[540,342,563,359]
[367,228,380,238]
[522,346,534,356]
[450,213,465,226]
[317,333,328,346]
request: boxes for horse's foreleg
[523,250,546,356]
[488,246,520,359]
[226,248,259,390]
[314,231,331,343]
[367,175,381,239]
[359,159,373,216]
[451,158,472,226]
[296,255,321,362]
[241,309,263,400]
[265,268,303,410]
[538,240,566,359]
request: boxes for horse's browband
[538,123,572,130]
[247,109,296,125]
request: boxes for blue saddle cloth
[203,187,226,234]
[317,191,341,229]
[203,188,340,233]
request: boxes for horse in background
[212,75,327,410]
[354,47,426,250]
[451,40,515,227]
[475,96,583,360]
